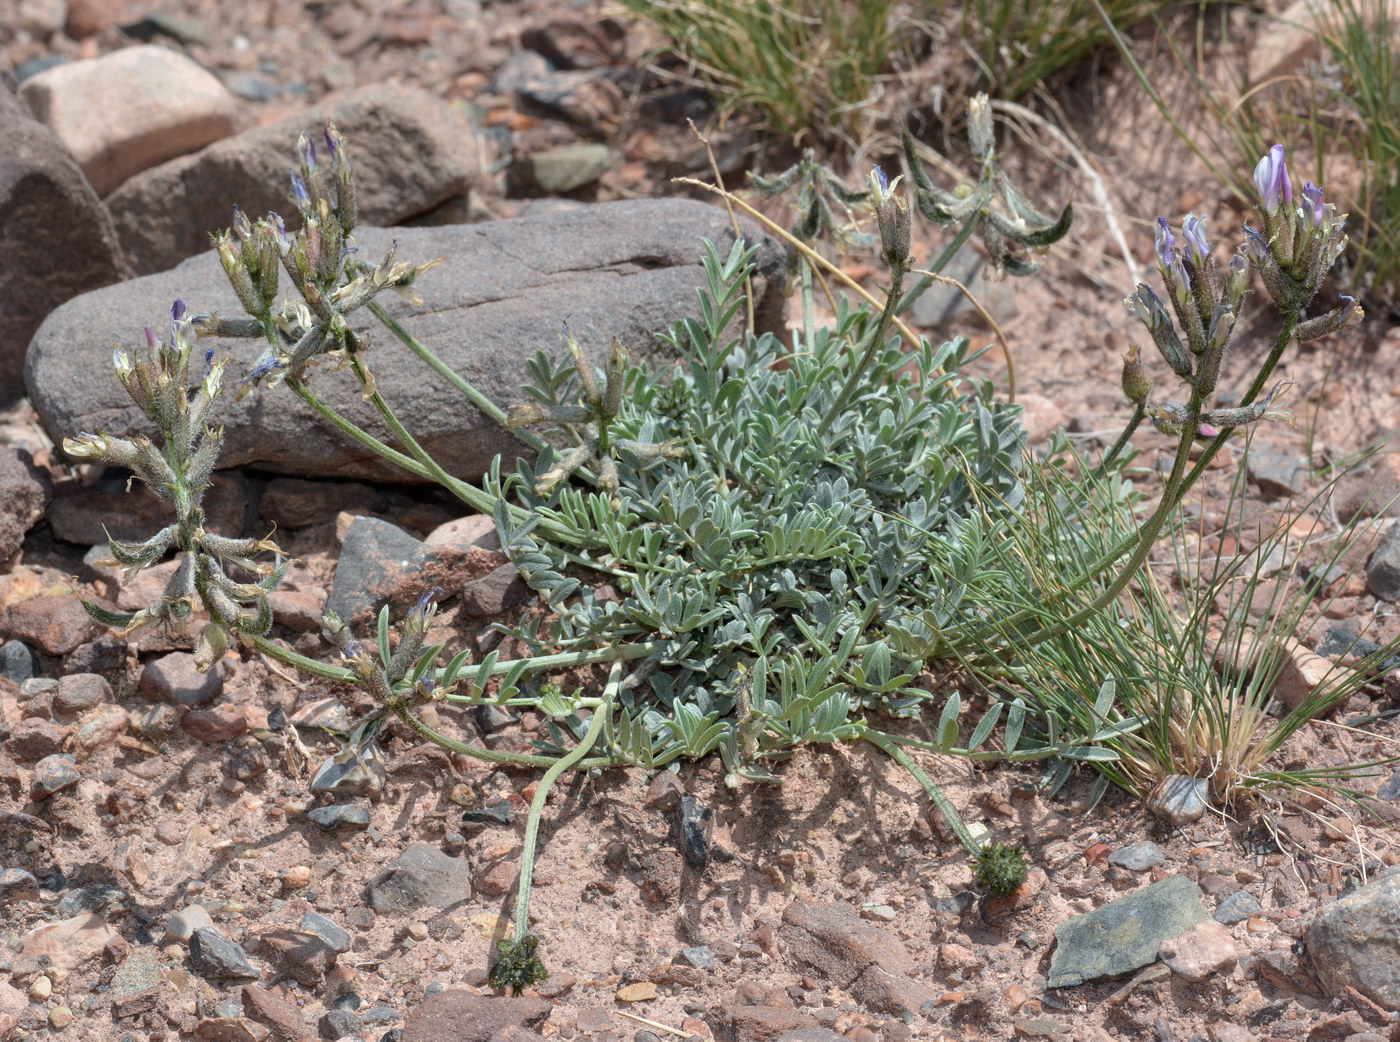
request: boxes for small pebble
[29,975,52,1000]
[406,922,429,941]
[283,866,312,890]
[48,1007,73,1029]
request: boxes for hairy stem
[818,265,906,437]
[865,728,982,857]
[512,660,621,943]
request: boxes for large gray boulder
[1307,866,1400,1007]
[0,61,129,400]
[106,83,483,276]
[26,199,784,483]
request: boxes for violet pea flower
[1182,215,1210,264]
[1301,182,1324,226]
[1155,217,1175,269]
[1253,144,1293,213]
[289,170,311,212]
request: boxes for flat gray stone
[365,841,472,915]
[1107,840,1165,872]
[1047,874,1208,988]
[1368,522,1400,602]
[106,83,481,275]
[28,200,784,483]
[1307,866,1400,1006]
[1214,891,1262,925]
[189,927,259,982]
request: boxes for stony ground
[7,2,1400,1042]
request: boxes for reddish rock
[254,930,336,988]
[461,563,531,617]
[0,448,52,563]
[106,83,481,275]
[17,912,119,975]
[264,587,325,634]
[1160,919,1240,983]
[193,1017,272,1042]
[139,652,224,708]
[424,513,500,550]
[53,672,111,714]
[73,704,129,754]
[4,717,72,761]
[182,707,248,744]
[64,0,126,38]
[3,595,103,655]
[519,17,626,70]
[474,859,519,897]
[19,45,239,196]
[713,1006,820,1042]
[0,68,128,399]
[780,900,938,1016]
[240,984,315,1042]
[402,992,551,1042]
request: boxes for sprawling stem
[865,728,982,857]
[286,376,430,480]
[511,660,621,944]
[817,265,906,437]
[895,212,980,317]
[366,299,549,456]
[979,307,1302,653]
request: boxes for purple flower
[1253,144,1293,213]
[1155,218,1176,269]
[289,170,311,211]
[1181,215,1210,264]
[873,164,890,195]
[1301,182,1324,226]
[231,204,252,240]
[411,586,444,620]
[169,299,187,346]
[143,326,157,350]
[243,353,285,383]
[1127,283,1168,327]
[298,134,317,174]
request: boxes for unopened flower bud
[1300,182,1324,226]
[1253,144,1293,214]
[1120,345,1154,405]
[869,165,910,268]
[602,340,626,419]
[563,321,602,411]
[1154,218,1175,271]
[289,170,311,213]
[1295,296,1364,340]
[968,93,995,162]
[1181,215,1210,265]
[297,131,317,175]
[231,204,252,240]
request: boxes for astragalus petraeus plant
[63,107,1367,989]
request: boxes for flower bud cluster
[1120,145,1364,443]
[64,301,287,657]
[901,93,1072,277]
[508,325,685,498]
[1245,143,1360,334]
[200,118,435,390]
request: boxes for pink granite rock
[19,45,239,196]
